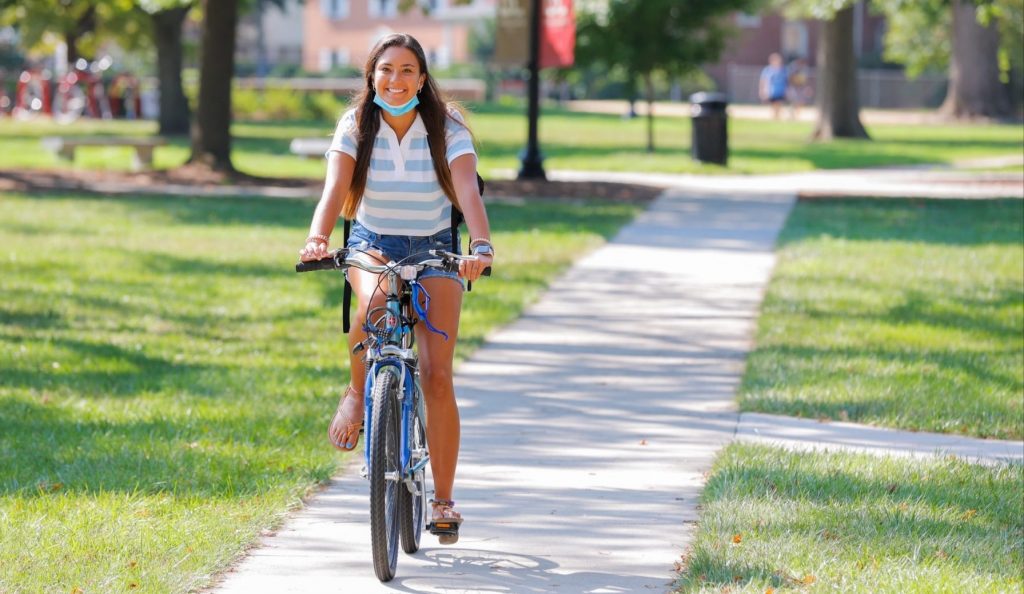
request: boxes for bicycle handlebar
[295,248,491,277]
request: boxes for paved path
[538,169,1024,200]
[211,188,796,593]
[736,413,1023,466]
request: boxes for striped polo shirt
[326,107,476,236]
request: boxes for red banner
[495,0,575,69]
[540,0,575,68]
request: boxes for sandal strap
[336,385,363,412]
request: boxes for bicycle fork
[361,360,429,497]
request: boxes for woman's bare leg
[328,254,388,449]
[414,277,463,504]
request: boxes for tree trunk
[812,5,869,141]
[63,4,96,68]
[939,0,1011,120]
[64,32,81,67]
[189,0,238,172]
[644,73,654,153]
[152,6,192,136]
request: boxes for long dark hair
[342,33,469,220]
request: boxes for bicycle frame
[360,268,428,496]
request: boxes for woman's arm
[450,153,492,282]
[300,152,356,261]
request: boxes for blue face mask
[373,93,419,117]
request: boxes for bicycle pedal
[426,521,460,535]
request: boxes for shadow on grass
[769,282,1023,341]
[730,145,944,170]
[740,342,1022,438]
[778,198,1024,246]
[0,396,332,497]
[0,333,221,398]
[678,446,1023,590]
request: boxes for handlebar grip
[295,258,338,273]
[482,267,491,276]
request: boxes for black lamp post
[517,0,546,180]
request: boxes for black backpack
[340,173,485,333]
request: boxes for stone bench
[42,136,168,171]
[289,137,332,159]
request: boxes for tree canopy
[0,0,149,65]
[576,0,759,152]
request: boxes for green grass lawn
[2,102,1021,177]
[0,191,640,593]
[676,443,1023,593]
[739,198,1024,439]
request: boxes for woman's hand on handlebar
[459,253,492,282]
[299,239,331,262]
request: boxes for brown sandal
[327,385,364,451]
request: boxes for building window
[736,12,761,28]
[781,21,808,58]
[321,0,349,20]
[368,0,399,18]
[318,47,351,71]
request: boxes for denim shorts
[345,220,463,286]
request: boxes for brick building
[302,0,494,72]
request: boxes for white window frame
[368,0,399,19]
[334,48,351,67]
[736,12,761,28]
[781,20,809,58]
[318,47,333,71]
[321,0,349,20]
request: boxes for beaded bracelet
[306,233,330,245]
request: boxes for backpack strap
[342,218,352,333]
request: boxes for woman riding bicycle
[298,33,493,544]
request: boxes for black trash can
[689,92,728,166]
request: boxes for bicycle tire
[369,366,401,582]
[399,403,426,554]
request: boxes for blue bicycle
[296,247,488,582]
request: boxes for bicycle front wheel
[399,403,426,554]
[368,366,401,582]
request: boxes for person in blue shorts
[298,33,493,544]
[759,52,788,120]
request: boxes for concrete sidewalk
[211,189,796,593]
[541,169,1024,200]
[737,413,1024,466]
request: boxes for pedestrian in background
[759,52,788,120]
[787,57,812,120]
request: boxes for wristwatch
[471,244,494,257]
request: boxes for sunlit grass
[2,102,1021,177]
[0,190,641,592]
[739,198,1024,439]
[676,443,1023,593]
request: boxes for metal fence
[726,64,948,109]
